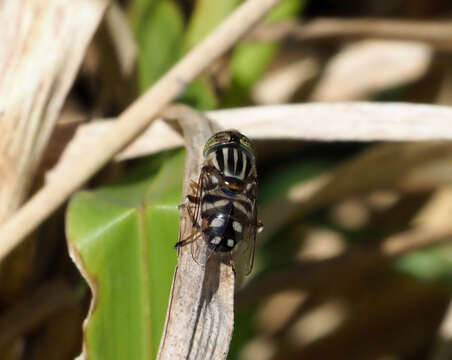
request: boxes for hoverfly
[175,130,262,275]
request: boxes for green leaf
[132,0,222,108]
[259,160,328,207]
[178,0,241,110]
[133,0,185,92]
[184,0,240,50]
[223,0,306,107]
[129,0,156,34]
[266,0,306,22]
[179,77,217,110]
[223,42,278,106]
[66,150,185,359]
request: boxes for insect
[175,130,262,274]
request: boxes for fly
[175,130,263,274]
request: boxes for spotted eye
[203,131,232,155]
[239,136,253,153]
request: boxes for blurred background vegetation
[4,0,452,359]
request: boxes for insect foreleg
[179,196,200,226]
[174,229,202,248]
[190,180,201,193]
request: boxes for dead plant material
[0,0,107,224]
[0,0,284,263]
[249,18,452,51]
[46,102,452,169]
[157,105,233,360]
[310,40,432,101]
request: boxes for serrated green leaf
[66,150,185,359]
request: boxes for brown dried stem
[0,0,284,262]
[157,105,232,359]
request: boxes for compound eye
[240,137,252,150]
[216,132,231,143]
[203,131,232,155]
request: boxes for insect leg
[175,173,204,249]
[174,230,202,248]
[190,180,201,192]
[178,194,199,210]
[227,253,237,275]
[179,194,201,223]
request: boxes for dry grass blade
[157,105,233,360]
[0,0,284,262]
[47,102,452,169]
[207,103,452,141]
[310,40,432,101]
[0,0,107,224]
[105,2,137,76]
[252,57,320,104]
[249,18,452,51]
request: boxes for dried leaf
[311,40,433,101]
[46,102,452,177]
[0,0,107,222]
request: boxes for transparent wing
[189,170,209,266]
[232,216,257,276]
[232,188,257,277]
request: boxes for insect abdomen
[200,194,249,253]
[204,211,240,252]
